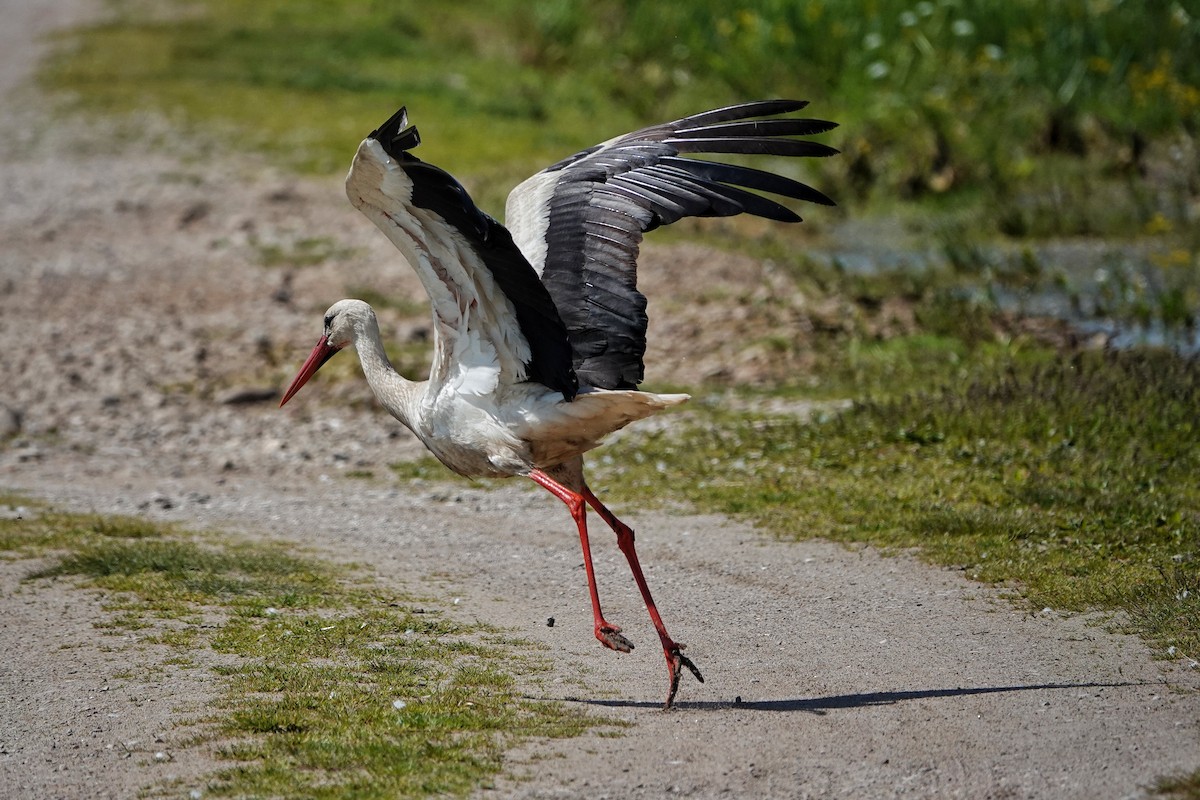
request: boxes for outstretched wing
[505,99,837,390]
[347,107,577,401]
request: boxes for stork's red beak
[280,335,340,407]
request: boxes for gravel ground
[2,2,1198,798]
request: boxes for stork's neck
[353,314,423,429]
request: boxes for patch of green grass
[390,456,461,483]
[0,509,164,555]
[30,537,336,611]
[0,500,593,798]
[254,235,355,268]
[593,348,1200,659]
[0,492,46,509]
[1156,769,1200,800]
[802,333,1057,401]
[204,608,586,799]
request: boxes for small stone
[546,617,555,627]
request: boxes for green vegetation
[254,235,355,268]
[591,347,1199,660]
[523,2,1199,230]
[42,0,1199,240]
[1,504,590,798]
[1157,769,1200,800]
[391,456,457,483]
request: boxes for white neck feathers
[349,307,423,429]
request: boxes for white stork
[280,100,837,708]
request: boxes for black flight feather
[521,99,838,390]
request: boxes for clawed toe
[597,624,635,653]
[664,642,704,710]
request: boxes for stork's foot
[596,622,634,653]
[663,642,704,710]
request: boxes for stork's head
[279,299,374,407]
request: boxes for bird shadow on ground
[562,681,1151,715]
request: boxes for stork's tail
[525,389,689,467]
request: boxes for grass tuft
[1156,768,1200,800]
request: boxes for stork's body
[281,101,837,707]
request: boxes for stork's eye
[324,313,335,331]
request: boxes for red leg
[582,485,704,708]
[529,469,634,653]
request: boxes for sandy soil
[2,2,1198,798]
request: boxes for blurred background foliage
[44,0,1199,240]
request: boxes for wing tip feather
[369,105,422,159]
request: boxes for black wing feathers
[674,98,811,127]
[673,117,839,139]
[531,99,837,390]
[658,157,836,207]
[666,136,839,158]
[541,188,651,388]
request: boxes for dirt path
[2,2,1198,798]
